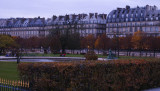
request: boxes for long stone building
[0,5,160,38]
[0,13,107,38]
[0,17,46,38]
[106,5,160,37]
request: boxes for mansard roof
[0,17,45,28]
[107,5,160,23]
[46,13,107,25]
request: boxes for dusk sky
[0,0,159,18]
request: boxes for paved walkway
[0,56,85,59]
[144,88,160,91]
[0,56,108,61]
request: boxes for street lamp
[88,45,90,52]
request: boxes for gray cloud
[0,0,159,18]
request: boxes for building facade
[0,5,160,38]
[0,13,107,38]
[106,5,160,37]
[45,13,107,37]
[0,17,46,38]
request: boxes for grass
[118,56,159,61]
[0,62,19,80]
[22,53,83,57]
[22,53,107,58]
[0,54,157,80]
[22,53,155,59]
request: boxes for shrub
[18,59,160,91]
[85,51,98,60]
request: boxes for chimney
[146,5,150,11]
[154,5,158,10]
[89,13,94,19]
[126,5,130,9]
[78,14,81,20]
[95,13,98,19]
[72,14,76,20]
[65,15,69,21]
[59,16,63,21]
[52,15,57,20]
[104,14,107,19]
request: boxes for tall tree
[85,34,95,50]
[111,35,120,57]
[95,34,111,54]
[0,35,16,55]
[119,35,133,56]
[39,37,50,54]
[131,31,146,57]
[67,33,80,54]
[49,35,61,54]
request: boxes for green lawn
[22,53,107,58]
[0,62,19,80]
[0,55,156,80]
[22,53,155,59]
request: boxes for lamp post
[16,48,21,64]
[87,45,90,52]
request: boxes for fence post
[4,79,6,91]
[13,81,16,91]
[6,79,7,91]
[0,78,1,91]
[9,79,10,91]
[20,80,22,91]
[16,80,18,91]
[7,79,8,91]
[3,78,4,91]
[1,78,2,91]
[0,78,29,91]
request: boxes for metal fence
[0,78,30,91]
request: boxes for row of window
[108,17,159,22]
[107,21,160,27]
[106,27,159,33]
[111,13,144,19]
[0,31,39,36]
[0,27,42,31]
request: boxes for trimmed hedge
[85,51,98,60]
[18,60,160,91]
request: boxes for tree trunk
[146,51,147,57]
[140,49,142,57]
[129,49,131,56]
[154,50,156,58]
[73,50,75,54]
[118,48,119,58]
[62,48,65,54]
[98,49,99,55]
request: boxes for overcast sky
[0,0,159,18]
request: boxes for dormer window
[122,14,124,18]
[131,14,133,17]
[126,14,128,17]
[113,15,115,18]
[126,18,128,22]
[109,15,111,19]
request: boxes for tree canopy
[0,35,16,54]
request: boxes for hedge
[85,51,98,60]
[18,60,160,91]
